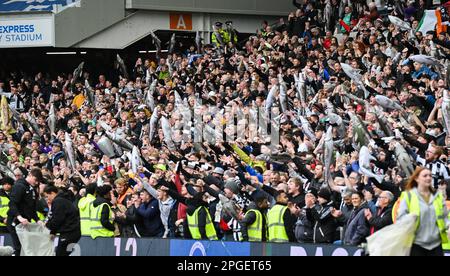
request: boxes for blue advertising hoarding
[170,240,251,256]
[1,234,449,256]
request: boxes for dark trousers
[410,244,444,256]
[152,230,164,238]
[0,226,8,233]
[6,224,21,256]
[56,232,81,256]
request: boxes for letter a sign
[170,13,193,30]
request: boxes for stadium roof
[0,0,80,13]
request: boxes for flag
[417,9,446,34]
[417,10,437,34]
[0,96,13,134]
[436,9,448,35]
[72,93,85,109]
[339,19,351,33]
[219,219,231,232]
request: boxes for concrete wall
[74,10,281,49]
[55,0,125,47]
[126,0,293,16]
[0,0,293,48]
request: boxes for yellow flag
[73,94,86,109]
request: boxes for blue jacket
[246,166,263,183]
[137,198,164,237]
[343,202,370,246]
[47,151,65,170]
[347,161,360,175]
[320,68,330,82]
[412,65,438,80]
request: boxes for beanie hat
[305,187,318,198]
[318,188,331,202]
[224,178,240,194]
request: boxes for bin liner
[366,214,417,256]
[16,223,55,256]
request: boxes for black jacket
[344,202,370,246]
[289,193,306,209]
[277,204,297,243]
[288,16,307,37]
[92,197,115,232]
[113,205,138,238]
[293,157,324,191]
[371,178,401,200]
[136,198,164,237]
[260,181,305,208]
[46,193,81,236]
[404,134,428,157]
[368,204,393,233]
[122,205,144,238]
[7,179,39,225]
[295,205,318,243]
[307,201,338,244]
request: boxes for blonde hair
[114,178,127,187]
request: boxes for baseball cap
[154,164,167,171]
[213,167,225,175]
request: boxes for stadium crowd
[1,0,450,256]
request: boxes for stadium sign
[169,13,193,30]
[0,15,55,48]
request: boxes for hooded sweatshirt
[143,181,175,238]
[78,194,95,215]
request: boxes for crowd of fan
[1,0,450,246]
